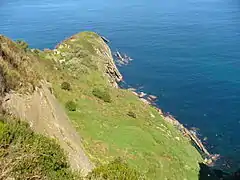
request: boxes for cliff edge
[0,32,203,180]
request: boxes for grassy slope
[37,32,203,179]
[0,119,81,180]
[0,35,142,180]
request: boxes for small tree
[15,40,29,52]
[61,82,71,91]
[65,101,77,111]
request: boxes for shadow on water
[198,163,240,180]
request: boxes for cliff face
[0,32,203,179]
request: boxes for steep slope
[0,120,82,180]
[0,32,203,179]
[37,32,203,179]
[0,35,93,176]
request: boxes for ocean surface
[1,0,240,171]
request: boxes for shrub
[92,88,111,103]
[0,120,81,180]
[127,111,137,118]
[15,39,29,52]
[87,158,145,180]
[32,49,41,55]
[65,100,77,111]
[61,82,71,91]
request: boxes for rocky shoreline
[108,43,219,166]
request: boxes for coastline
[107,40,219,166]
[51,32,218,166]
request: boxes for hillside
[0,32,203,179]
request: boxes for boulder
[139,92,147,98]
[149,95,157,100]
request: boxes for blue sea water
[0,0,240,171]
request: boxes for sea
[0,0,240,171]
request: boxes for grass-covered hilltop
[0,32,205,180]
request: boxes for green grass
[36,32,203,180]
[0,118,143,180]
[0,35,40,93]
[0,119,81,180]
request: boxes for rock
[147,96,153,101]
[139,92,147,98]
[43,48,51,52]
[149,95,157,100]
[157,108,163,115]
[132,91,138,96]
[205,158,213,165]
[140,98,150,104]
[128,88,136,91]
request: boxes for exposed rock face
[0,35,94,175]
[2,82,94,175]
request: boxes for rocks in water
[101,36,110,43]
[149,95,157,100]
[128,88,136,91]
[113,51,133,66]
[139,92,147,98]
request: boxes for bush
[92,88,111,103]
[127,111,137,118]
[15,39,29,52]
[0,120,81,180]
[87,158,145,180]
[65,100,77,111]
[61,82,71,91]
[32,48,41,55]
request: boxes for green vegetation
[0,119,143,180]
[0,119,81,180]
[92,87,112,103]
[37,32,203,179]
[61,81,72,91]
[15,39,29,51]
[0,35,40,93]
[65,100,77,111]
[0,32,203,179]
[88,158,145,180]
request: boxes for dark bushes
[65,100,77,111]
[61,82,71,91]
[127,111,137,118]
[15,40,29,52]
[92,87,111,103]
